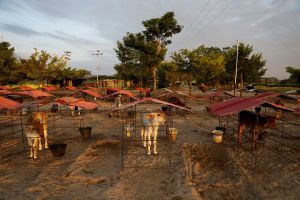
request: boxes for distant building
[81,75,132,88]
[259,77,280,85]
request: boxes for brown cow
[169,96,191,109]
[238,110,276,150]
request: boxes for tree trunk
[240,72,243,97]
[189,79,192,96]
[152,67,157,96]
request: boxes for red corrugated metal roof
[56,97,79,104]
[55,97,98,110]
[42,86,57,91]
[69,100,98,110]
[101,90,138,100]
[0,90,14,95]
[15,90,54,99]
[0,96,23,110]
[110,97,191,113]
[79,90,102,98]
[0,86,12,90]
[65,86,78,91]
[207,96,295,117]
[156,90,194,99]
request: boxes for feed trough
[49,143,67,157]
[79,127,92,139]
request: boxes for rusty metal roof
[110,97,191,113]
[207,97,295,117]
[0,96,23,110]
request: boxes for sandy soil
[1,94,300,200]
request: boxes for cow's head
[151,110,166,125]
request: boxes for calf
[141,110,166,155]
[238,110,276,150]
[169,96,191,112]
[69,105,82,116]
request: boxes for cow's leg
[43,125,48,149]
[147,127,152,155]
[38,137,42,150]
[33,138,39,159]
[28,138,33,158]
[153,126,158,155]
[141,127,147,147]
[238,124,244,144]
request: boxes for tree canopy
[0,41,20,84]
[114,12,182,92]
[0,41,90,86]
[285,66,300,84]
[223,42,266,85]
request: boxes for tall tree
[0,41,19,84]
[22,48,52,86]
[142,12,182,94]
[115,12,182,93]
[223,42,267,89]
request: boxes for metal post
[92,50,103,88]
[234,40,239,96]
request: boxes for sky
[0,0,299,80]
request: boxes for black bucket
[216,126,226,134]
[79,127,92,139]
[49,143,67,157]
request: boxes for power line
[196,0,235,35]
[176,0,222,48]
[175,0,211,46]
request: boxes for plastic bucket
[49,143,67,157]
[212,130,223,144]
[169,128,178,142]
[79,127,92,139]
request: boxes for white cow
[141,110,166,155]
[69,105,82,116]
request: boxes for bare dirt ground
[1,93,300,200]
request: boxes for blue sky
[0,0,299,79]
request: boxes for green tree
[285,66,300,84]
[0,41,20,84]
[223,42,266,89]
[21,48,52,86]
[172,46,225,94]
[115,12,182,93]
[157,61,178,88]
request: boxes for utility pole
[234,40,239,96]
[64,51,72,86]
[92,50,103,88]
